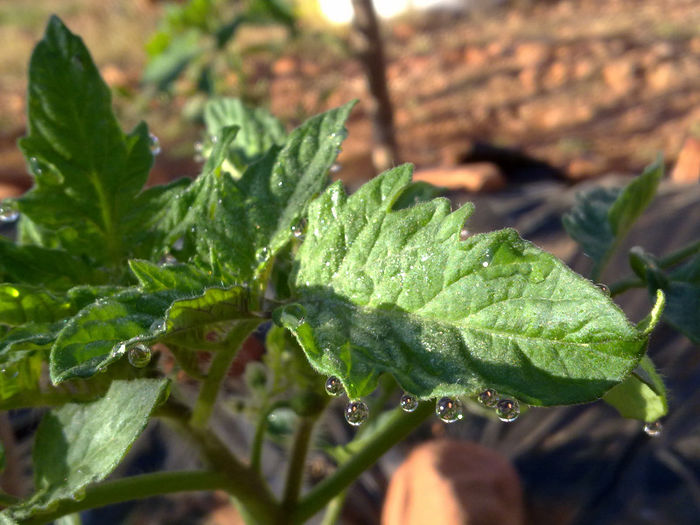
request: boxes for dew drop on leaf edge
[400,393,418,412]
[596,282,611,296]
[325,376,343,397]
[127,343,152,368]
[345,400,369,426]
[149,133,161,155]
[150,320,166,333]
[477,388,499,408]
[644,420,662,437]
[0,202,19,223]
[436,397,463,423]
[496,398,520,422]
[459,227,470,241]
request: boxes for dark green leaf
[1,379,168,521]
[563,159,663,278]
[278,165,648,405]
[0,284,72,326]
[648,253,700,343]
[0,239,107,290]
[17,17,163,267]
[391,181,445,211]
[204,98,286,170]
[603,355,667,421]
[0,354,42,401]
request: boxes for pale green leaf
[279,165,648,405]
[603,355,667,422]
[1,379,168,522]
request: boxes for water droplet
[596,283,611,296]
[28,156,43,175]
[477,388,499,408]
[194,141,204,153]
[0,202,19,223]
[400,393,418,412]
[481,260,489,268]
[344,400,369,426]
[325,376,344,396]
[281,304,306,328]
[149,133,161,155]
[127,343,151,368]
[159,253,177,265]
[459,227,470,241]
[496,398,520,422]
[330,163,342,174]
[291,223,305,240]
[256,246,270,265]
[643,420,662,437]
[436,397,463,423]
[150,320,166,333]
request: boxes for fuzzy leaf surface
[280,166,648,405]
[50,262,255,382]
[16,17,179,266]
[0,379,168,522]
[166,102,353,281]
[563,159,663,277]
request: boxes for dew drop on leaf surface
[477,388,499,408]
[643,420,662,437]
[149,133,161,155]
[400,393,418,412]
[496,398,520,422]
[325,376,343,396]
[127,343,152,368]
[436,397,463,423]
[0,202,19,223]
[345,400,369,426]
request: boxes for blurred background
[1,0,699,524]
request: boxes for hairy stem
[23,471,232,525]
[250,401,290,473]
[659,239,700,267]
[157,399,280,523]
[610,276,645,297]
[190,320,260,428]
[320,490,347,525]
[292,402,432,523]
[282,416,316,511]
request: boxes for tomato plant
[2,16,697,525]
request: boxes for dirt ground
[1,0,699,193]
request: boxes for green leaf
[563,159,663,279]
[0,322,62,364]
[50,261,256,382]
[0,284,72,326]
[0,354,42,401]
[278,165,648,405]
[167,102,354,281]
[1,379,168,522]
[648,253,700,343]
[0,239,108,290]
[142,30,202,92]
[391,181,445,211]
[603,355,667,422]
[17,16,158,266]
[204,98,286,171]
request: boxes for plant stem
[23,471,231,525]
[0,491,19,507]
[292,402,432,523]
[157,399,280,523]
[320,491,347,525]
[282,416,316,511]
[190,320,260,428]
[659,239,700,267]
[609,276,645,297]
[250,400,289,474]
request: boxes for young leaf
[204,98,286,170]
[278,165,649,405]
[563,159,663,279]
[16,17,171,266]
[165,102,354,281]
[603,355,667,422]
[0,379,169,522]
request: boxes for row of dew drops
[0,134,163,224]
[324,375,662,436]
[324,376,520,427]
